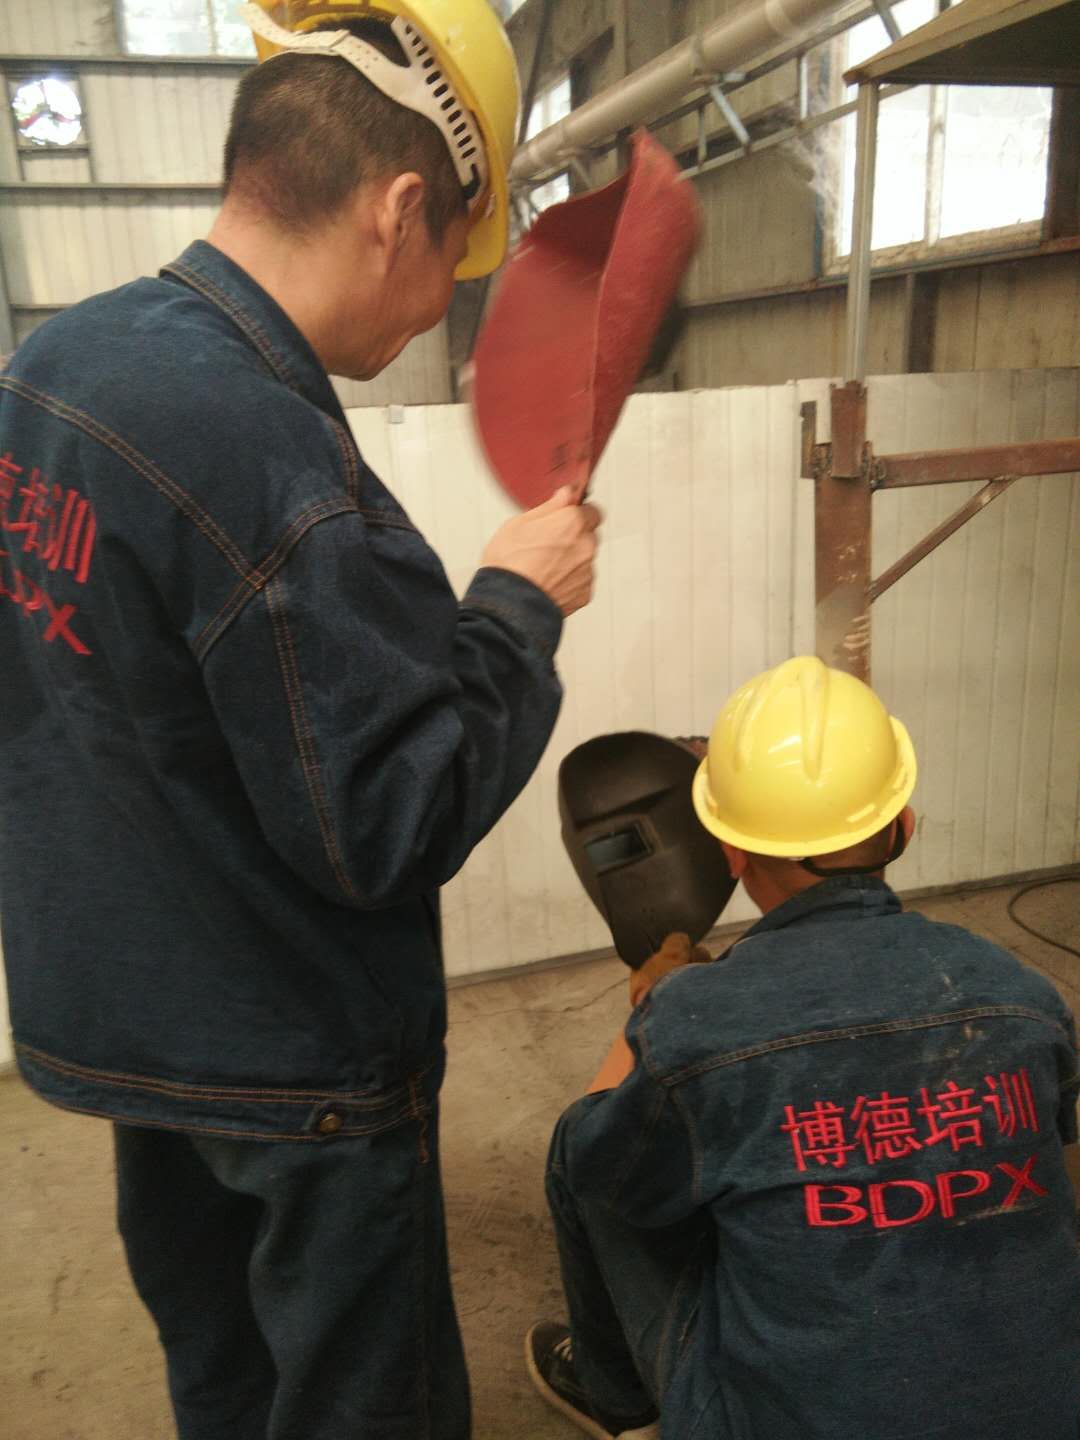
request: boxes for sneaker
[525,1320,660,1440]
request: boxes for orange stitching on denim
[329,417,360,504]
[408,1073,431,1164]
[39,1097,414,1142]
[0,377,253,579]
[162,262,297,389]
[18,1044,428,1106]
[46,1099,317,1142]
[661,1005,1067,1087]
[264,577,359,902]
[194,498,358,661]
[275,583,357,900]
[247,498,352,588]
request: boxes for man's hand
[629,932,712,1008]
[586,933,713,1095]
[481,486,602,618]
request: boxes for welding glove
[587,933,713,1095]
[629,931,713,1008]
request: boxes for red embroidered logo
[0,450,95,655]
[803,1159,1048,1229]
[783,1069,1045,1229]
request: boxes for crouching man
[527,656,1080,1440]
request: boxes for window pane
[212,0,257,57]
[123,0,212,55]
[530,173,570,213]
[836,89,931,254]
[525,74,571,141]
[11,77,84,147]
[122,0,255,56]
[836,0,935,256]
[938,85,1052,238]
[523,75,572,215]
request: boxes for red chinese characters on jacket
[0,450,96,655]
[781,1069,1047,1229]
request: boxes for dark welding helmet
[559,732,737,969]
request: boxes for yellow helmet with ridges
[692,656,917,858]
[241,0,520,280]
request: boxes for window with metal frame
[830,0,1053,265]
[119,0,256,58]
[9,75,85,149]
[523,73,572,215]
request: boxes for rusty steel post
[815,382,872,682]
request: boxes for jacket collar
[739,876,902,942]
[160,240,347,423]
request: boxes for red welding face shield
[559,733,736,970]
[472,130,703,508]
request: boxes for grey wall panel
[0,193,220,303]
[19,152,92,182]
[332,323,453,408]
[79,68,238,183]
[0,0,117,53]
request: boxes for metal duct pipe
[510,0,849,183]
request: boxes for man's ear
[384,171,427,251]
[721,842,748,880]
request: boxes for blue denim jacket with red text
[566,878,1080,1439]
[0,240,563,1139]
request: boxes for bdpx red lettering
[868,1179,936,1228]
[805,1185,868,1227]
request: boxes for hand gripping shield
[559,733,736,969]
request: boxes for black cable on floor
[1007,878,1080,959]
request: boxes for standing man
[0,3,599,1437]
[528,658,1080,1440]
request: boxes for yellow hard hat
[692,657,917,858]
[242,0,520,279]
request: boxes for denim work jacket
[0,240,563,1140]
[566,878,1080,1439]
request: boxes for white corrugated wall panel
[0,192,221,304]
[80,69,239,183]
[18,153,92,182]
[0,0,116,53]
[349,375,1079,980]
[860,370,1080,897]
[348,387,805,977]
[333,323,453,408]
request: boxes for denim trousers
[113,1104,469,1440]
[545,1097,708,1426]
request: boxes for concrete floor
[2,877,1078,1439]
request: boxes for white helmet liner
[240,3,488,211]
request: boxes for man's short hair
[223,18,466,241]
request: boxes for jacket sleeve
[560,1000,705,1229]
[199,507,563,908]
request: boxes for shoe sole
[523,1328,660,1440]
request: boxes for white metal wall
[845,370,1080,889]
[350,369,1080,979]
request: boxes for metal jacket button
[317,1112,343,1135]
